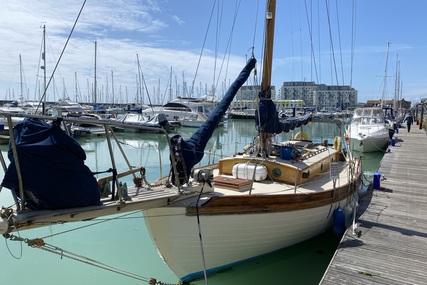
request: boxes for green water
[0,119,384,285]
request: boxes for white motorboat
[141,96,218,125]
[346,107,390,152]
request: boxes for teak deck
[320,124,427,285]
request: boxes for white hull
[142,146,361,282]
[348,135,389,152]
[227,109,256,119]
[144,197,351,282]
[346,107,390,152]
[141,97,216,123]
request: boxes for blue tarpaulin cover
[1,118,101,210]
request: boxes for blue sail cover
[170,57,257,185]
[1,118,101,210]
[255,89,311,134]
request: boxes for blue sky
[0,0,426,106]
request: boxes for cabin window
[272,168,281,177]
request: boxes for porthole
[272,168,281,177]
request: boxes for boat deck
[8,186,180,232]
[319,124,427,285]
[211,160,352,196]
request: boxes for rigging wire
[334,0,345,85]
[317,0,322,83]
[324,0,339,86]
[38,211,141,239]
[252,0,260,50]
[212,0,222,98]
[335,0,345,84]
[214,0,242,95]
[189,0,217,97]
[350,0,357,87]
[3,210,180,284]
[4,233,175,285]
[35,0,87,114]
[303,0,319,83]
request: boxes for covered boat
[1,118,100,210]
[111,112,172,133]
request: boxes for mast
[136,53,142,105]
[111,70,114,105]
[19,54,23,103]
[41,24,47,114]
[62,78,66,99]
[260,0,276,92]
[75,72,78,102]
[169,66,173,102]
[259,0,276,152]
[94,41,97,104]
[381,42,390,107]
[394,55,400,111]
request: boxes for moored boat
[0,1,361,284]
[346,107,390,152]
[141,0,361,282]
[111,112,173,133]
[141,96,218,126]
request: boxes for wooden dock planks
[319,124,427,285]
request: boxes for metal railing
[0,112,180,211]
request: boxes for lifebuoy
[333,136,342,151]
[294,132,308,140]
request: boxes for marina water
[0,119,383,284]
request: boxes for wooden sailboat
[0,1,361,283]
[140,0,362,282]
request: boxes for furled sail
[170,57,257,186]
[255,89,311,134]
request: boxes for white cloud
[0,0,247,104]
[2,0,427,105]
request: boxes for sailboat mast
[169,66,173,102]
[260,0,276,152]
[136,53,142,105]
[394,55,400,111]
[260,0,276,92]
[381,42,390,107]
[75,72,78,102]
[94,41,97,104]
[19,54,23,103]
[42,24,47,114]
[111,70,115,105]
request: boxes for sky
[0,0,426,106]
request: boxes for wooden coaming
[186,169,361,216]
[218,148,341,185]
